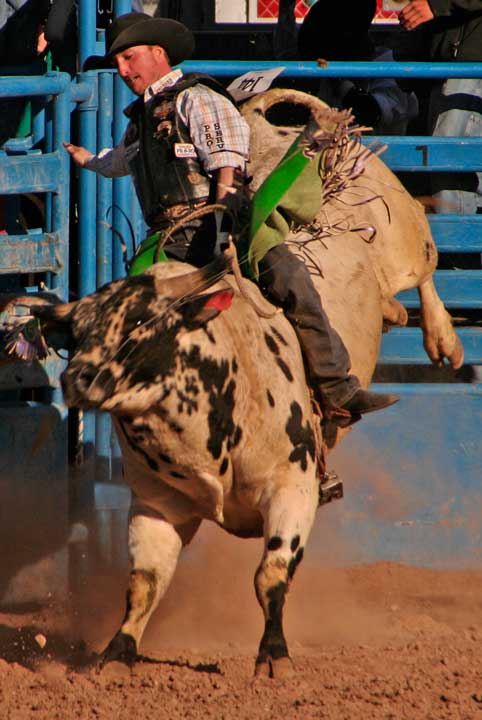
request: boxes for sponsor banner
[252,0,405,23]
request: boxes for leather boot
[322,389,400,445]
[341,388,399,416]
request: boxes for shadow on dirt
[136,654,221,674]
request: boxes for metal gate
[0,71,73,603]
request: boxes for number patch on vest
[174,143,198,158]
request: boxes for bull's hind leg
[418,276,464,369]
[254,476,318,679]
[101,509,200,666]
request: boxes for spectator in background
[43,0,77,73]
[273,0,297,60]
[0,0,50,145]
[0,0,77,233]
[297,0,419,135]
[400,0,482,216]
[0,0,77,145]
[154,0,209,29]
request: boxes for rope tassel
[4,317,50,361]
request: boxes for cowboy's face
[113,44,170,95]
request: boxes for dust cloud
[70,441,481,659]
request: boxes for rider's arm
[63,128,131,178]
[178,85,250,254]
[177,84,250,176]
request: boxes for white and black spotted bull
[32,254,324,678]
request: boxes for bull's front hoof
[99,631,138,670]
[254,656,294,679]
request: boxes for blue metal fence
[0,71,73,603]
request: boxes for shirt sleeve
[176,84,250,173]
[83,129,132,178]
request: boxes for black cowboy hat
[82,13,194,72]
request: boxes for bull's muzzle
[61,363,114,408]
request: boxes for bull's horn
[32,301,77,322]
[153,253,232,298]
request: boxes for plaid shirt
[85,69,250,178]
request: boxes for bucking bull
[3,90,463,677]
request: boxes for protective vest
[123,73,237,228]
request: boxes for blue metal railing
[182,59,482,80]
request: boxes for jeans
[258,244,360,406]
[430,78,482,215]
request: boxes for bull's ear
[32,302,77,353]
[181,289,233,329]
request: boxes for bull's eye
[125,309,143,322]
[121,304,149,334]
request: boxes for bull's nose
[74,365,99,391]
[61,363,112,406]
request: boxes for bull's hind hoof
[254,656,294,679]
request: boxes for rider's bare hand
[63,142,94,167]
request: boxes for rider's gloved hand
[214,210,231,256]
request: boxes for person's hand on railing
[399,0,434,31]
[63,142,94,167]
[37,26,48,56]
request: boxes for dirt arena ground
[0,523,481,720]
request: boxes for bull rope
[286,110,394,279]
[154,203,279,319]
